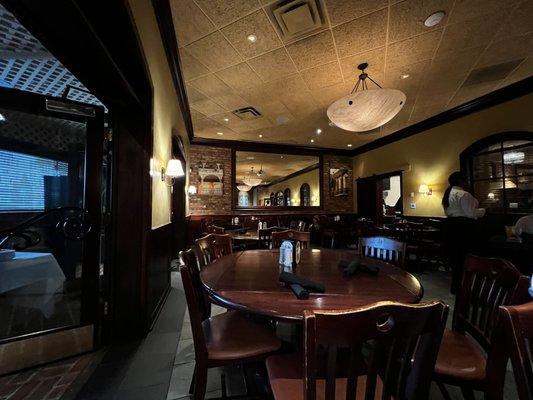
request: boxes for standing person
[442,171,485,294]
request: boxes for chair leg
[437,382,452,400]
[189,368,196,394]
[193,364,207,400]
[460,387,476,400]
[221,372,227,400]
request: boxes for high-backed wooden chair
[271,229,310,249]
[433,255,530,400]
[499,302,533,400]
[179,249,211,320]
[258,226,284,249]
[359,236,406,268]
[266,301,448,400]
[205,225,225,234]
[179,251,281,400]
[195,233,232,267]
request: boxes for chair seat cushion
[203,311,281,361]
[266,353,383,400]
[434,330,487,381]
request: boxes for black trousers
[442,217,479,294]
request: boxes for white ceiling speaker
[327,63,406,132]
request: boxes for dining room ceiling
[171,0,533,150]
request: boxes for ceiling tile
[211,92,250,111]
[310,81,351,108]
[193,117,239,138]
[301,61,343,89]
[386,29,442,70]
[438,12,505,53]
[333,9,387,59]
[448,81,499,108]
[384,60,429,99]
[324,0,388,27]
[339,47,385,81]
[265,74,309,98]
[221,10,282,58]
[286,30,337,70]
[388,0,451,43]
[247,48,297,81]
[190,108,205,122]
[189,74,232,97]
[170,0,215,46]
[179,49,210,81]
[185,84,207,103]
[190,98,226,115]
[194,0,261,26]
[245,117,273,130]
[476,32,533,68]
[498,1,533,39]
[498,57,533,87]
[449,0,516,24]
[185,31,242,71]
[216,62,263,91]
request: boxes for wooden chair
[179,248,211,321]
[195,233,232,267]
[179,251,282,400]
[499,302,533,400]
[271,229,311,249]
[258,226,284,249]
[433,255,530,400]
[359,236,406,268]
[205,224,224,234]
[266,300,448,400]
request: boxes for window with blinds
[0,149,68,211]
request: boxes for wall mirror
[233,151,321,209]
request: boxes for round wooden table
[200,249,423,322]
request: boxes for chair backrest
[179,251,208,364]
[179,248,210,321]
[195,233,232,267]
[359,236,406,267]
[271,229,310,249]
[205,225,225,234]
[453,255,529,351]
[258,226,284,249]
[303,301,448,400]
[499,302,533,400]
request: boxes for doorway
[0,87,106,374]
[357,171,404,224]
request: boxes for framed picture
[329,167,349,197]
[197,162,223,195]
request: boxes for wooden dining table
[200,249,423,322]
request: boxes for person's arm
[459,192,485,219]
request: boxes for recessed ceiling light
[223,118,229,122]
[310,139,315,143]
[247,34,257,43]
[258,134,263,138]
[316,128,322,134]
[280,156,284,159]
[347,144,353,147]
[0,113,5,122]
[216,132,223,135]
[424,11,445,27]
[400,73,410,79]
[246,156,255,160]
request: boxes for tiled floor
[0,353,96,400]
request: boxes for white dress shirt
[514,215,533,236]
[444,186,486,219]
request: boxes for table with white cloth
[0,252,66,318]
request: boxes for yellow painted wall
[263,168,320,206]
[128,0,190,228]
[353,93,533,217]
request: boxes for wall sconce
[418,184,432,196]
[161,158,184,186]
[188,185,197,195]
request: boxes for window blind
[0,149,68,211]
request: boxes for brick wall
[189,145,232,215]
[188,146,355,215]
[322,154,354,213]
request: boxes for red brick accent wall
[322,154,354,213]
[189,145,232,215]
[188,146,355,215]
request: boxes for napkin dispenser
[279,239,301,269]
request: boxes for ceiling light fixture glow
[216,132,223,135]
[258,134,263,138]
[223,118,229,122]
[316,128,322,134]
[247,34,257,43]
[237,184,252,192]
[242,167,262,187]
[310,139,314,143]
[0,113,5,122]
[401,74,410,79]
[347,144,352,147]
[424,11,445,27]
[327,63,406,132]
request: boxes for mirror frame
[231,148,324,211]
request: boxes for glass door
[0,87,105,374]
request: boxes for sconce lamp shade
[166,159,184,177]
[188,185,197,195]
[418,184,431,195]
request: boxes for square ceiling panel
[170,0,533,150]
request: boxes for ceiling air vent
[266,0,327,43]
[232,106,262,120]
[462,59,524,87]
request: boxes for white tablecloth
[0,252,66,318]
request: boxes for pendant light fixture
[242,167,262,187]
[327,63,406,132]
[236,184,252,192]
